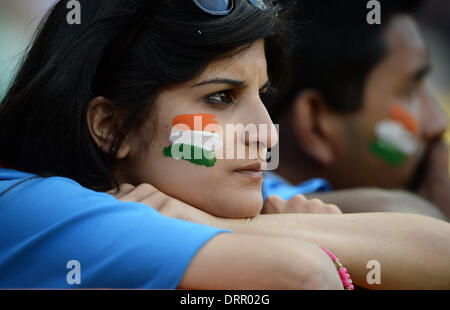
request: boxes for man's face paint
[163,114,222,167]
[370,104,420,167]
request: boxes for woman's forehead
[193,40,268,85]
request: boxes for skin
[120,40,275,218]
[89,40,339,219]
[88,39,450,289]
[178,233,342,290]
[89,40,343,289]
[306,188,447,221]
[108,184,343,289]
[110,183,450,289]
[275,15,450,218]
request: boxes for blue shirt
[0,168,229,289]
[262,172,331,201]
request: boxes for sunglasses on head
[104,0,272,66]
[192,0,270,15]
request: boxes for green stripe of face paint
[163,144,217,167]
[370,139,407,167]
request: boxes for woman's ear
[86,96,130,159]
[290,89,337,166]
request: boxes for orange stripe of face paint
[172,114,219,132]
[389,105,419,135]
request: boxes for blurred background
[0,0,449,152]
[416,1,450,149]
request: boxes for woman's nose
[244,99,279,150]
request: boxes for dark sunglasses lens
[193,0,232,14]
[248,0,268,10]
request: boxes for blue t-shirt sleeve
[0,175,229,289]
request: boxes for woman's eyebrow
[192,78,247,88]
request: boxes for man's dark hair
[271,0,425,119]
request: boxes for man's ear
[290,89,337,166]
[86,96,130,159]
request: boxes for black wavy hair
[270,0,425,119]
[0,0,294,191]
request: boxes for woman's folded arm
[110,183,450,289]
[213,213,450,289]
[178,233,343,290]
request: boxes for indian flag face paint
[370,105,419,167]
[163,114,222,167]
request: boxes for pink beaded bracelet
[320,246,354,290]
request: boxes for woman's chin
[201,191,263,219]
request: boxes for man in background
[264,0,449,220]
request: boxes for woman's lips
[234,162,266,179]
[234,170,264,179]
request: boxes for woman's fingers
[323,204,343,214]
[286,195,318,213]
[290,197,343,214]
[115,184,157,202]
[105,183,214,224]
[107,183,179,213]
[263,194,343,214]
[107,183,136,199]
[306,199,342,214]
[109,183,166,208]
[109,184,343,216]
[262,195,287,214]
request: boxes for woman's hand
[263,194,342,215]
[107,185,342,225]
[107,183,217,224]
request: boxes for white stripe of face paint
[169,130,223,152]
[375,120,418,155]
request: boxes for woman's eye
[204,90,236,106]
